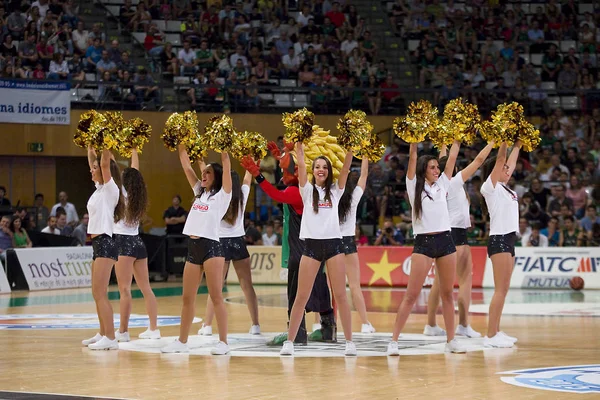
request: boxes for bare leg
[427,272,440,327]
[115,256,135,333]
[203,257,227,343]
[435,252,457,342]
[92,258,116,340]
[202,261,229,327]
[455,246,473,327]
[178,262,202,344]
[487,253,513,338]
[326,254,352,341]
[232,258,259,326]
[288,256,321,342]
[132,258,158,330]
[345,252,369,325]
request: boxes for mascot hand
[240,156,261,177]
[267,142,281,159]
[283,140,295,152]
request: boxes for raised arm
[221,152,232,194]
[296,142,308,187]
[506,140,522,179]
[243,170,253,186]
[178,144,200,189]
[130,148,139,170]
[443,140,461,179]
[439,144,448,158]
[407,143,418,180]
[490,142,508,187]
[357,157,369,190]
[100,149,113,184]
[87,145,97,170]
[337,151,353,190]
[198,158,206,174]
[459,141,495,181]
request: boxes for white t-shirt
[299,183,344,240]
[339,186,364,237]
[447,171,471,229]
[219,185,250,238]
[41,226,60,235]
[183,181,232,241]
[406,174,452,235]
[522,232,549,247]
[51,202,79,224]
[113,187,139,236]
[87,178,120,236]
[481,176,519,235]
[262,232,279,246]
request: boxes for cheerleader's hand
[295,142,304,157]
[240,156,261,177]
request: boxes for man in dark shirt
[163,195,187,234]
[0,186,10,207]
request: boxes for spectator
[73,213,90,246]
[95,49,117,79]
[541,45,562,82]
[325,2,345,28]
[244,220,262,245]
[540,217,560,247]
[10,215,31,248]
[557,62,577,92]
[380,74,401,110]
[523,224,549,247]
[55,207,72,236]
[355,224,369,246]
[84,37,103,72]
[34,193,49,231]
[47,53,69,80]
[7,9,27,40]
[41,215,60,234]
[524,203,551,230]
[0,186,10,207]
[359,30,377,62]
[281,47,300,78]
[178,40,197,76]
[163,195,187,234]
[566,176,588,218]
[580,205,600,233]
[117,51,136,79]
[547,184,574,217]
[0,215,12,260]
[72,21,88,55]
[373,218,404,246]
[261,221,280,246]
[50,191,78,225]
[559,216,580,247]
[134,68,162,110]
[19,34,39,70]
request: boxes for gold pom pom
[393,100,438,143]
[355,132,386,162]
[488,102,524,146]
[231,131,268,160]
[98,111,124,151]
[440,98,481,145]
[282,108,315,143]
[116,118,152,158]
[162,111,199,151]
[429,118,455,149]
[204,114,235,153]
[478,120,501,146]
[516,119,541,152]
[336,109,373,151]
[74,110,107,149]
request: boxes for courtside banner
[0,79,70,125]
[482,247,600,289]
[0,258,11,293]
[358,246,488,288]
[12,247,92,291]
[227,246,285,285]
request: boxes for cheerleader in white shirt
[81,146,123,351]
[161,145,232,355]
[113,148,160,343]
[198,167,260,336]
[388,141,466,356]
[425,142,494,338]
[480,141,522,348]
[280,143,356,357]
[338,156,375,333]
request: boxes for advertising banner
[12,247,93,291]
[0,79,70,125]
[0,258,11,293]
[482,247,600,289]
[227,246,286,285]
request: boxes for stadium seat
[561,96,579,111]
[579,4,594,14]
[485,82,498,90]
[541,81,556,91]
[547,96,560,110]
[165,34,181,46]
[408,40,419,51]
[131,32,145,44]
[560,41,577,53]
[292,94,309,107]
[280,79,297,87]
[530,54,543,66]
[105,5,120,16]
[274,94,292,107]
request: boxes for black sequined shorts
[220,236,250,261]
[413,231,456,259]
[341,236,357,255]
[487,232,517,257]
[114,234,148,260]
[451,228,468,247]
[92,234,118,261]
[187,237,225,265]
[303,238,344,262]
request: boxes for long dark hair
[122,167,148,226]
[197,163,223,199]
[440,155,469,203]
[413,155,437,220]
[109,159,125,223]
[311,156,333,213]
[338,174,358,223]
[9,215,24,234]
[223,171,244,225]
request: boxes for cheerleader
[81,146,123,350]
[425,142,494,338]
[113,148,160,342]
[198,167,260,336]
[280,143,355,357]
[480,141,522,348]
[338,156,375,333]
[161,145,232,355]
[388,141,465,356]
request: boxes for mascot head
[272,141,298,186]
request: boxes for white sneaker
[198,324,212,336]
[160,339,189,353]
[139,328,161,339]
[445,338,467,353]
[312,323,321,332]
[82,333,102,346]
[387,341,399,356]
[115,330,130,343]
[361,323,376,334]
[211,341,230,355]
[483,334,514,348]
[423,325,447,336]
[280,340,294,356]
[249,325,261,335]
[88,336,119,350]
[498,331,518,343]
[455,325,482,338]
[345,341,357,356]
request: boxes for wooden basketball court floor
[0,282,599,400]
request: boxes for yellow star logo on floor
[366,250,401,286]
